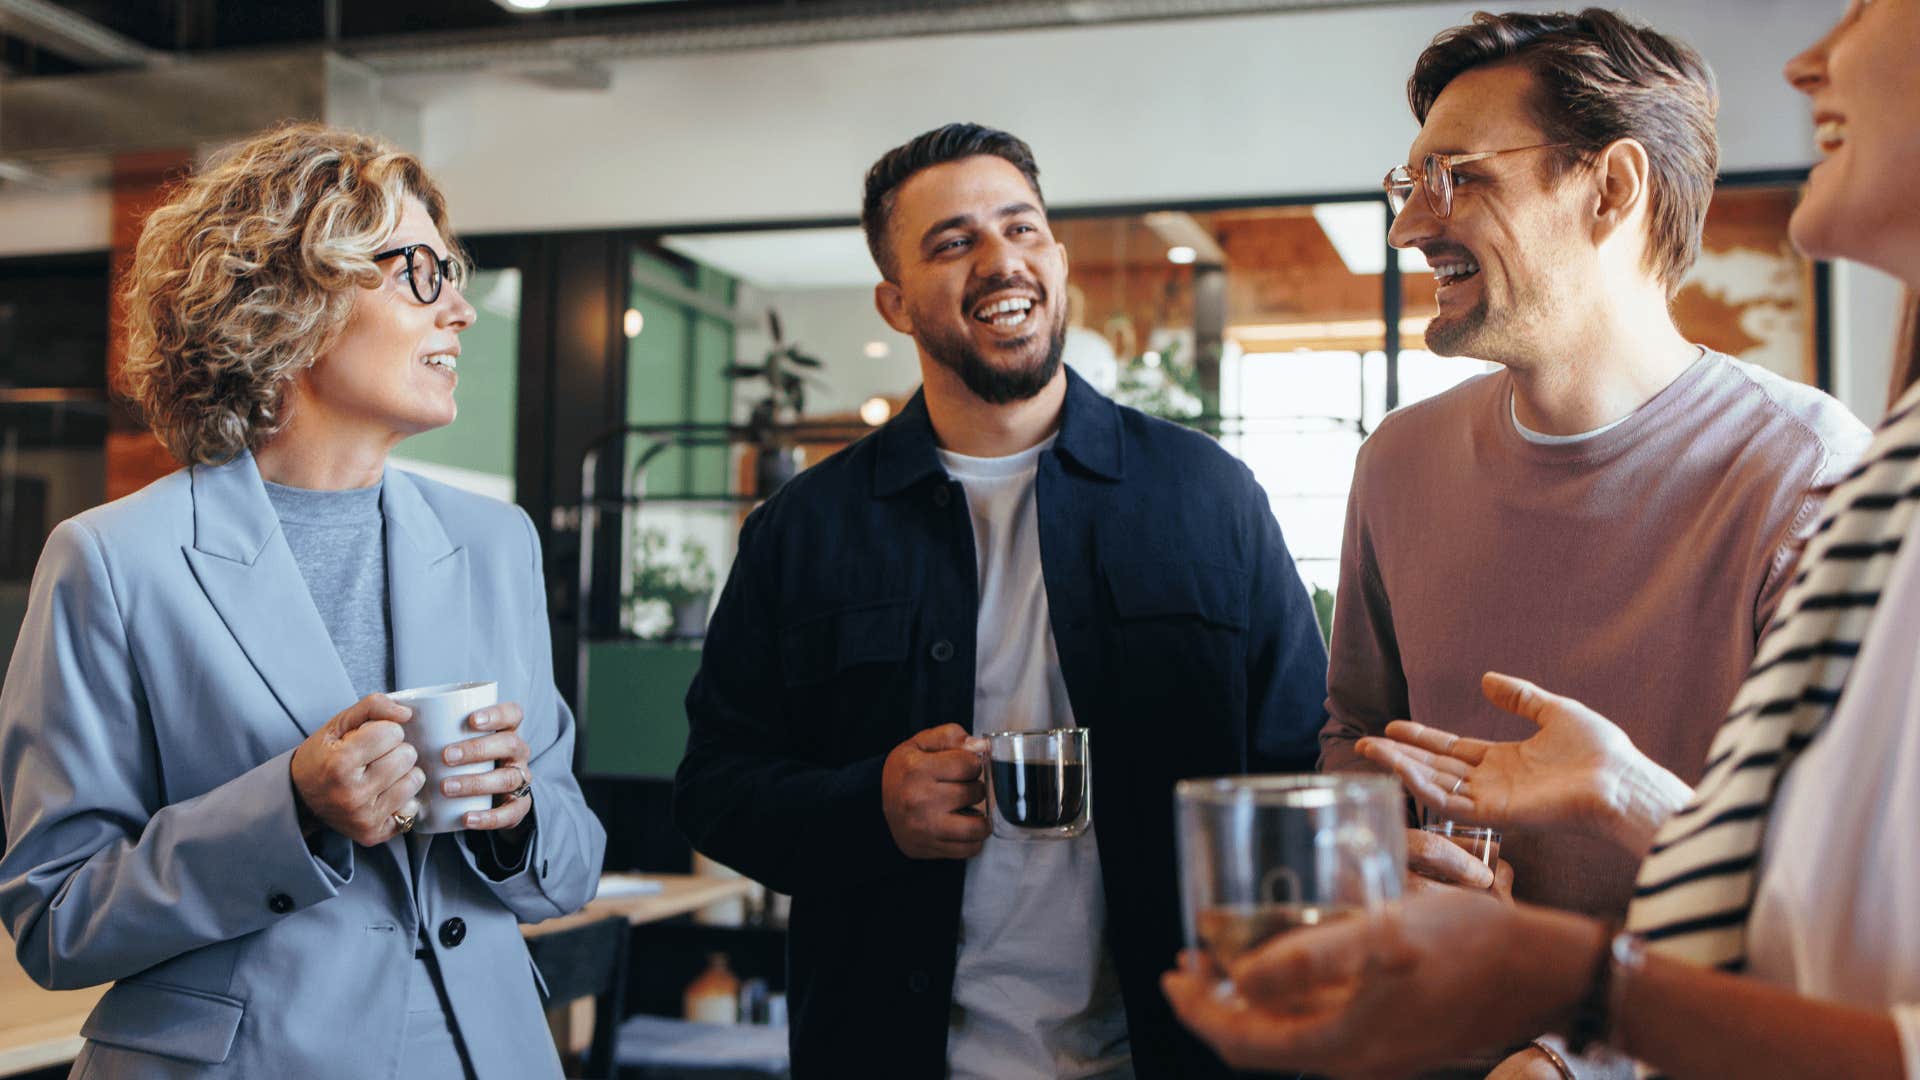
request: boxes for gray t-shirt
[939,438,1132,1080]
[263,478,393,698]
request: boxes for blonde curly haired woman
[0,124,604,1078]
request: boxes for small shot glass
[1420,820,1502,872]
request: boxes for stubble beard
[1422,275,1554,364]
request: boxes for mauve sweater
[1320,351,1872,919]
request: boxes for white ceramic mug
[386,680,498,834]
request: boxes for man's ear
[874,279,912,335]
[1591,137,1653,250]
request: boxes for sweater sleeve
[1318,442,1405,773]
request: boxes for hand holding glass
[1177,775,1406,985]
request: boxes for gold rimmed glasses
[1384,143,1571,219]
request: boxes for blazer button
[907,970,930,993]
[438,917,467,949]
[267,893,294,915]
[929,639,955,663]
[931,486,951,508]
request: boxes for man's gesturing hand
[882,723,990,860]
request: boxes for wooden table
[0,956,106,1078]
[0,873,758,1077]
[524,872,756,939]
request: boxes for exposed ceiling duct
[0,51,419,162]
[0,0,1419,165]
[0,0,163,70]
[345,0,1434,74]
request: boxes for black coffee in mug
[980,727,1091,839]
[990,759,1087,829]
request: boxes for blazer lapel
[183,453,354,738]
[381,468,471,694]
[382,468,471,884]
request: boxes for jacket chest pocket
[779,598,915,757]
[1102,559,1249,724]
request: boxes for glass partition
[393,267,521,501]
[0,256,109,685]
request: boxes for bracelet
[1530,1038,1578,1080]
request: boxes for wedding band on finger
[1450,776,1466,796]
[1444,733,1460,754]
[508,765,532,801]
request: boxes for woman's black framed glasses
[372,242,464,305]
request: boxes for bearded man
[675,123,1329,1080]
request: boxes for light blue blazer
[0,452,607,1078]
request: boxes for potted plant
[724,310,828,497]
[1112,338,1204,421]
[626,528,718,640]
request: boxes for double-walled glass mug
[980,728,1091,840]
[1176,775,1406,984]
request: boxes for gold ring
[392,808,417,834]
[508,765,532,801]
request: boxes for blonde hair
[120,123,462,465]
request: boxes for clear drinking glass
[1421,820,1502,873]
[981,728,1091,840]
[1176,775,1406,983]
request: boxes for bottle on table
[683,952,740,1024]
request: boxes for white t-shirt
[938,437,1133,1080]
[1748,513,1920,1075]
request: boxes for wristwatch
[1567,924,1646,1058]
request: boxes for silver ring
[508,765,532,801]
[1450,776,1465,796]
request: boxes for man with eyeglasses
[1319,12,1867,1076]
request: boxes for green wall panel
[398,268,520,482]
[583,640,703,777]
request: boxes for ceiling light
[1142,212,1226,265]
[863,340,890,359]
[493,0,685,10]
[623,308,644,338]
[1312,202,1430,275]
[860,397,892,426]
[1166,246,1197,266]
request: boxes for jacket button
[929,639,955,663]
[438,917,467,948]
[907,970,930,993]
[931,486,951,508]
[267,893,294,915]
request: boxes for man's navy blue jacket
[675,368,1329,1078]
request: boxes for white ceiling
[662,207,1426,290]
[660,227,881,290]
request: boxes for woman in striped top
[1163,2,1920,1077]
